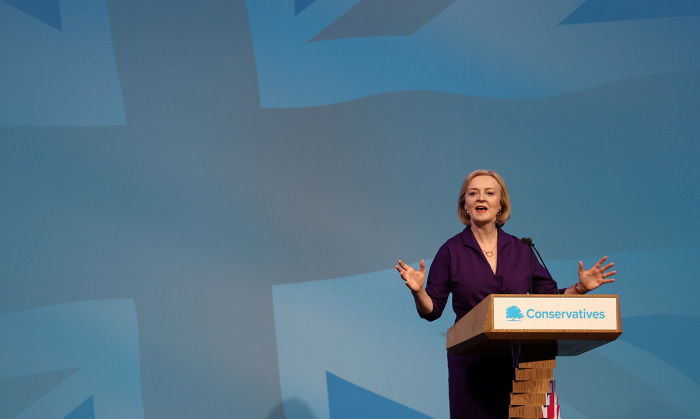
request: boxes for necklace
[483,245,496,257]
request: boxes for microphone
[521,237,556,294]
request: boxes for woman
[396,170,616,418]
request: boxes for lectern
[446,294,621,419]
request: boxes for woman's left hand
[577,256,616,292]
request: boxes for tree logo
[506,305,524,321]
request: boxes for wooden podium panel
[446,294,622,357]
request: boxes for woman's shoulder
[498,228,531,250]
[431,229,470,265]
[437,228,483,257]
[498,228,519,242]
[444,227,471,247]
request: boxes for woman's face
[464,175,502,226]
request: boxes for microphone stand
[521,237,555,294]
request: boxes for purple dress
[420,227,562,418]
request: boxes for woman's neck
[470,222,498,244]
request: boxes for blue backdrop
[1,1,699,418]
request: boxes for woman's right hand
[395,259,426,292]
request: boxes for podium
[446,294,621,418]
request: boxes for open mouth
[475,206,488,212]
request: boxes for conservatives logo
[506,305,607,322]
[506,305,524,321]
[526,308,606,320]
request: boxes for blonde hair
[457,170,511,227]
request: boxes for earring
[497,208,502,215]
